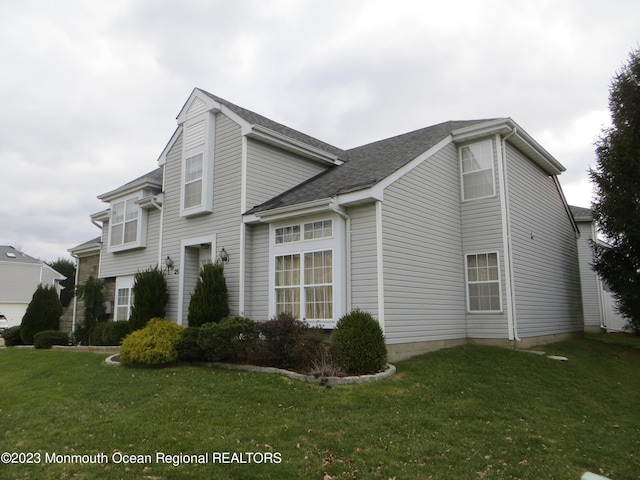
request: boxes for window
[275,250,333,320]
[304,220,333,240]
[461,140,495,200]
[110,197,139,247]
[466,253,501,312]
[115,276,134,321]
[275,225,301,244]
[184,153,203,209]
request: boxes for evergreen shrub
[34,330,69,349]
[176,327,206,362]
[75,276,105,345]
[197,317,257,361]
[256,313,308,368]
[291,326,328,370]
[92,321,131,345]
[2,326,23,346]
[187,263,229,327]
[331,309,387,374]
[120,318,184,366]
[20,285,63,344]
[129,268,168,331]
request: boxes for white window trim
[268,215,345,328]
[108,193,148,253]
[180,109,215,217]
[114,275,135,322]
[460,139,496,202]
[464,251,503,313]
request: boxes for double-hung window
[115,276,134,321]
[273,219,336,323]
[466,252,501,312]
[184,153,203,209]
[110,197,139,248]
[460,140,495,200]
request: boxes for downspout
[150,193,163,268]
[496,128,521,342]
[70,253,80,335]
[330,197,352,313]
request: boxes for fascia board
[247,125,342,166]
[176,88,222,124]
[158,126,182,166]
[253,198,333,223]
[68,243,101,257]
[452,118,565,176]
[97,179,162,202]
[90,209,110,222]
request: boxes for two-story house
[70,88,584,361]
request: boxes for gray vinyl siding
[244,222,270,321]
[460,138,508,339]
[98,205,162,278]
[348,203,378,318]
[381,144,467,344]
[245,140,327,211]
[0,263,58,303]
[162,114,244,324]
[575,221,602,328]
[507,146,583,336]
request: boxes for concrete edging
[104,354,395,386]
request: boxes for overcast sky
[1,0,638,262]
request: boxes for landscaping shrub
[92,321,131,345]
[34,330,69,349]
[291,327,328,370]
[187,262,229,327]
[75,276,106,344]
[20,284,63,344]
[175,327,206,362]
[120,318,184,366]
[129,268,168,331]
[256,313,309,368]
[331,309,387,374]
[197,317,257,361]
[2,326,23,346]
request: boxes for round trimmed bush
[120,318,184,366]
[34,330,69,349]
[331,310,387,374]
[176,327,206,362]
[2,326,23,346]
[197,317,257,361]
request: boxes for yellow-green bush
[120,318,184,366]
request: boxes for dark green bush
[91,321,131,345]
[2,326,23,346]
[34,330,69,349]
[331,309,387,374]
[176,327,206,362]
[291,327,328,370]
[197,317,257,361]
[20,284,63,344]
[120,318,184,366]
[188,263,229,327]
[129,268,168,331]
[256,313,309,368]
[75,276,106,344]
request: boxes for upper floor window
[275,220,333,244]
[460,140,495,200]
[184,153,204,209]
[110,197,139,248]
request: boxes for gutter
[496,129,521,342]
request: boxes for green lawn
[1,334,638,479]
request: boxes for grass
[0,334,639,479]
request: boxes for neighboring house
[570,206,629,332]
[0,245,65,328]
[73,88,585,361]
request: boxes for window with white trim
[460,140,495,200]
[272,218,336,323]
[466,252,501,312]
[110,197,139,248]
[115,276,134,321]
[184,153,204,209]
[275,249,333,320]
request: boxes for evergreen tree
[129,267,168,331]
[188,262,229,327]
[20,284,63,344]
[75,276,106,344]
[589,46,640,332]
[47,258,76,308]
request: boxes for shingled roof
[247,119,495,213]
